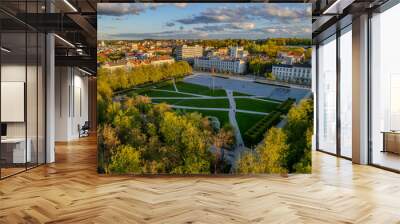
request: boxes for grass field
[236,112,266,135]
[175,109,230,126]
[124,78,289,147]
[154,84,176,91]
[175,82,227,96]
[152,98,230,108]
[142,90,196,98]
[235,98,280,113]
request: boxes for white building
[194,57,247,74]
[150,58,175,66]
[175,45,203,60]
[272,64,311,86]
[229,46,248,59]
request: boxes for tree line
[97,62,235,174]
[99,61,192,92]
[237,99,313,174]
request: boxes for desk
[382,131,400,154]
[1,138,31,163]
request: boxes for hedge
[243,111,282,146]
[276,98,295,114]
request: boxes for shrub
[108,145,142,174]
[276,98,295,114]
[244,111,282,146]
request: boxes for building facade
[272,64,311,86]
[175,45,203,60]
[277,51,304,65]
[229,46,248,59]
[194,57,247,74]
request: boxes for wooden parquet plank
[0,136,399,223]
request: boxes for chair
[79,121,90,138]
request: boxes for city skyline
[98,3,312,40]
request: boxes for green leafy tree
[265,72,276,80]
[236,151,259,174]
[212,125,234,174]
[257,127,288,173]
[108,145,142,174]
[282,99,313,173]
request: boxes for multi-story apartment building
[229,46,248,59]
[272,64,311,86]
[194,57,247,74]
[175,45,203,60]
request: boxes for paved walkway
[172,78,178,92]
[225,89,246,171]
[184,73,310,102]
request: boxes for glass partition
[339,26,352,158]
[317,35,337,154]
[0,1,46,179]
[370,3,400,171]
[0,31,28,177]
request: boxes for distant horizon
[98,38,312,42]
[98,3,311,40]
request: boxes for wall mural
[97,3,313,174]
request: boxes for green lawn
[153,98,230,108]
[154,83,176,91]
[152,98,183,105]
[175,82,227,97]
[175,109,230,126]
[141,90,195,98]
[235,98,280,113]
[236,112,265,135]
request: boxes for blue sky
[98,3,311,40]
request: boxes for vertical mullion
[25,0,28,171]
[44,0,48,164]
[367,11,373,165]
[36,0,39,167]
[336,28,341,157]
[316,45,320,151]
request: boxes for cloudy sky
[98,3,311,40]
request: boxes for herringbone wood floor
[1,136,400,224]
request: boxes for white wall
[55,67,89,141]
